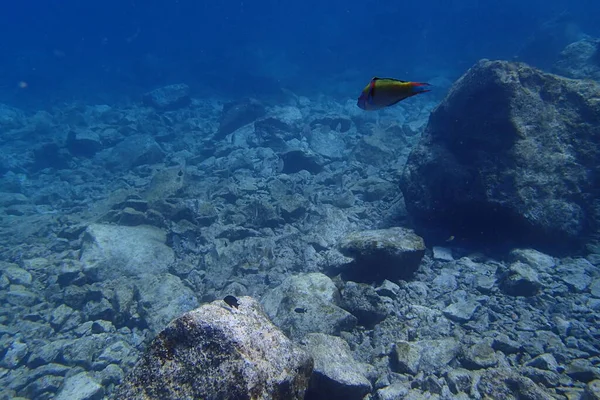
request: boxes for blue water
[1,0,599,106]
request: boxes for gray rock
[0,340,28,368]
[66,129,103,157]
[443,300,479,323]
[432,246,454,261]
[1,265,32,286]
[401,59,600,249]
[21,375,63,399]
[554,38,600,81]
[462,341,498,369]
[114,296,313,400]
[376,383,410,400]
[510,248,556,271]
[61,334,111,368]
[446,368,472,394]
[5,287,38,307]
[100,134,165,170]
[27,341,65,368]
[261,273,357,340]
[302,333,371,400]
[309,128,347,159]
[476,368,557,399]
[54,372,104,400]
[591,279,600,297]
[375,280,401,299]
[585,379,600,400]
[216,98,265,139]
[339,227,425,282]
[143,83,191,110]
[280,148,326,174]
[492,333,522,354]
[392,338,460,375]
[80,223,174,281]
[97,364,124,386]
[0,193,29,207]
[499,261,542,296]
[341,281,389,327]
[565,358,600,382]
[135,273,198,334]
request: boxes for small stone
[97,364,125,386]
[0,340,28,368]
[376,280,400,299]
[54,372,104,400]
[492,334,521,354]
[565,359,600,383]
[6,287,38,306]
[433,246,454,261]
[499,262,542,296]
[462,342,498,369]
[526,353,559,372]
[3,265,32,286]
[590,279,600,298]
[446,368,472,394]
[585,379,600,400]
[510,248,556,271]
[376,383,409,400]
[443,300,479,323]
[143,84,191,110]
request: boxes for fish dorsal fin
[381,77,407,83]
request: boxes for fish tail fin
[410,82,432,94]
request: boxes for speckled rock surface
[114,296,313,399]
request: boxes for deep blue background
[1,0,599,106]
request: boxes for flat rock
[114,296,313,400]
[261,273,356,340]
[80,223,174,281]
[143,83,191,110]
[339,227,425,282]
[216,98,265,139]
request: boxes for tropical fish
[357,77,431,111]
[223,295,239,308]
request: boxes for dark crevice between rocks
[408,202,587,257]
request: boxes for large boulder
[114,296,313,400]
[401,59,600,252]
[553,38,600,81]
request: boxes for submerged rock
[401,59,600,252]
[261,273,357,340]
[114,296,313,400]
[302,333,372,400]
[216,98,266,139]
[143,83,191,110]
[554,38,600,81]
[338,227,425,282]
[80,223,174,281]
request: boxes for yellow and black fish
[357,77,431,111]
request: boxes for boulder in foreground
[114,296,313,400]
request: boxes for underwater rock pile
[0,56,598,399]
